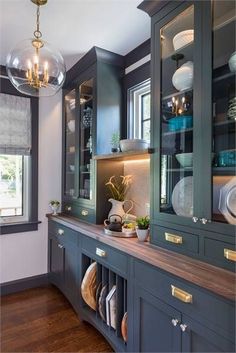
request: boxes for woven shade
[0,93,31,155]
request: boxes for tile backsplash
[124,159,150,217]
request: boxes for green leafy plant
[105,175,132,201]
[136,216,150,230]
[49,200,60,206]
[110,132,120,149]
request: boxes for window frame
[127,80,151,140]
[0,71,39,235]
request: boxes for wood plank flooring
[0,285,113,352]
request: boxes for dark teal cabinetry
[133,286,181,352]
[139,0,236,270]
[48,218,235,353]
[62,47,124,223]
[48,221,80,311]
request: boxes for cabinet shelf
[162,41,193,62]
[93,149,151,161]
[162,127,193,136]
[213,167,236,175]
[162,88,193,101]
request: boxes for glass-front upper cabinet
[64,89,76,199]
[78,78,93,200]
[159,5,195,221]
[212,1,236,225]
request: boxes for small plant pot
[111,147,120,153]
[50,205,59,215]
[136,228,149,242]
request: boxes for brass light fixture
[6,0,66,97]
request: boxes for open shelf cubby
[81,255,128,351]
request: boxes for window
[0,77,39,234]
[128,79,151,142]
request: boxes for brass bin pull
[224,249,236,262]
[165,232,183,244]
[171,285,193,303]
[96,248,107,258]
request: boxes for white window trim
[0,156,30,224]
[127,79,151,140]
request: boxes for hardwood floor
[0,285,113,352]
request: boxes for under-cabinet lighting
[123,159,150,165]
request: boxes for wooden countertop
[47,214,236,301]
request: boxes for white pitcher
[108,198,133,222]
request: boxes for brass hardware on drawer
[58,244,64,249]
[81,209,88,216]
[224,249,236,262]
[171,285,193,303]
[57,228,64,236]
[96,247,107,258]
[165,232,183,244]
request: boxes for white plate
[172,176,193,217]
[219,176,236,224]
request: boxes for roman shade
[0,93,31,155]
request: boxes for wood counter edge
[47,214,236,301]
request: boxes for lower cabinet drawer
[48,220,78,245]
[134,260,235,343]
[63,202,95,223]
[82,236,128,277]
[204,237,236,271]
[151,225,199,254]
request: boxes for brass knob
[192,216,198,223]
[81,209,88,216]
[66,206,72,211]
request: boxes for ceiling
[0,0,150,70]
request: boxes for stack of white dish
[173,30,194,51]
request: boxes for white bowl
[228,51,236,73]
[173,30,194,51]
[176,153,193,168]
[120,139,148,152]
[176,152,215,168]
[68,120,75,132]
[172,61,193,91]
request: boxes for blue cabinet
[139,0,236,270]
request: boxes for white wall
[0,91,62,284]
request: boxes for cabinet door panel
[48,235,64,289]
[134,286,181,352]
[182,315,235,353]
[64,245,78,308]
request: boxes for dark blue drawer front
[48,220,78,245]
[151,225,199,255]
[134,260,235,343]
[204,238,235,272]
[81,236,128,277]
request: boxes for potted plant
[110,132,120,153]
[136,216,150,241]
[49,200,60,215]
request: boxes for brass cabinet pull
[81,209,88,216]
[57,228,64,236]
[171,285,192,303]
[165,232,183,244]
[224,249,236,262]
[96,247,106,258]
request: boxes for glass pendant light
[6,0,66,97]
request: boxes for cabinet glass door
[160,6,194,219]
[212,1,236,225]
[64,89,76,198]
[78,78,93,200]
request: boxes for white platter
[172,176,193,217]
[219,176,236,224]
